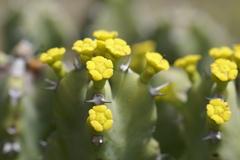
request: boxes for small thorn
[43,79,58,90]
[3,142,11,154]
[85,94,111,105]
[151,126,156,133]
[156,153,176,160]
[155,93,167,97]
[91,135,104,146]
[149,82,170,96]
[120,57,131,72]
[6,125,17,135]
[2,141,21,154]
[205,96,225,101]
[215,94,224,99]
[205,97,212,101]
[202,131,221,141]
[39,141,48,147]
[12,142,21,152]
[8,89,22,106]
[44,86,57,91]
[73,57,81,70]
[44,78,57,85]
[39,140,48,151]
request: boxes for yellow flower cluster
[86,56,113,81]
[132,40,156,55]
[145,52,169,74]
[93,30,118,40]
[211,58,238,82]
[105,38,131,58]
[72,38,97,53]
[72,30,131,62]
[206,98,231,125]
[233,44,240,66]
[40,47,65,64]
[87,105,113,132]
[174,55,202,74]
[130,41,156,73]
[39,47,66,77]
[209,47,233,59]
[72,38,97,61]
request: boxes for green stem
[92,80,106,91]
[140,70,153,83]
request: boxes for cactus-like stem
[216,82,240,159]
[110,70,160,159]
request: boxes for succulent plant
[0,30,240,160]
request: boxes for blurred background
[0,0,239,60]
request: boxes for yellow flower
[174,54,202,74]
[39,47,65,64]
[130,41,156,73]
[39,47,66,77]
[132,40,156,55]
[233,44,240,65]
[52,61,63,71]
[86,56,113,81]
[145,52,169,73]
[234,44,240,51]
[105,38,131,58]
[209,47,233,59]
[40,53,53,64]
[211,58,238,82]
[87,105,113,132]
[93,30,118,40]
[72,38,97,56]
[206,98,231,125]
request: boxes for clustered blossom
[86,56,113,81]
[38,30,240,134]
[105,38,131,58]
[209,47,233,59]
[233,44,240,68]
[87,105,113,132]
[72,38,97,62]
[72,30,131,61]
[211,58,238,82]
[132,40,156,55]
[206,98,231,125]
[93,30,118,40]
[174,54,202,74]
[39,47,66,77]
[130,40,156,74]
[145,52,169,74]
[40,47,65,65]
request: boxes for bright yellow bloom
[39,47,66,77]
[93,30,118,40]
[209,47,233,59]
[39,47,65,64]
[234,44,240,51]
[72,38,97,56]
[105,38,131,58]
[86,56,113,81]
[174,54,202,74]
[130,41,156,73]
[206,98,231,125]
[211,58,238,82]
[233,44,240,66]
[87,105,113,132]
[145,52,169,73]
[132,40,156,54]
[52,61,63,71]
